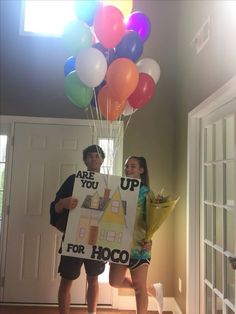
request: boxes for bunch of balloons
[63,0,160,122]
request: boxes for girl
[109,156,163,314]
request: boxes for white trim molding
[0,115,123,128]
[186,75,236,314]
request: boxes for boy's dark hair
[83,145,105,161]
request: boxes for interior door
[200,98,236,313]
[2,122,114,304]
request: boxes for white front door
[200,98,236,314]
[1,121,119,304]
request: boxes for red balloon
[128,73,155,109]
[94,6,125,48]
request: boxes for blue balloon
[93,42,117,65]
[64,56,76,76]
[115,31,144,62]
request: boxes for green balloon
[62,20,93,56]
[64,71,93,108]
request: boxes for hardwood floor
[0,305,173,314]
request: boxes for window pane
[225,115,234,159]
[205,126,213,162]
[205,165,213,202]
[0,164,5,190]
[214,120,223,161]
[215,164,223,204]
[205,285,212,314]
[0,191,3,219]
[215,250,222,293]
[205,205,212,241]
[226,256,235,305]
[226,306,235,314]
[107,231,116,241]
[0,135,7,220]
[99,138,114,175]
[226,208,235,253]
[205,244,212,282]
[23,0,75,36]
[226,161,234,206]
[0,135,7,162]
[215,207,223,247]
[215,294,223,314]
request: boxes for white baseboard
[114,295,183,313]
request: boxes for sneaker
[153,282,163,313]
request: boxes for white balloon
[123,101,137,116]
[136,58,161,84]
[76,47,107,88]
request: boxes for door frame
[186,75,236,314]
[0,115,123,305]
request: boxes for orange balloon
[98,85,126,121]
[106,58,139,101]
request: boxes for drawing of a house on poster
[62,171,140,265]
[98,188,126,249]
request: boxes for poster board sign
[62,170,140,265]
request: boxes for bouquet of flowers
[144,189,180,241]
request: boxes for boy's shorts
[58,255,105,280]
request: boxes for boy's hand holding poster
[62,170,140,265]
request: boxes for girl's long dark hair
[128,156,149,187]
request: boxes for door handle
[228,256,236,270]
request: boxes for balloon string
[106,112,111,176]
[94,88,103,130]
[88,103,98,142]
[109,122,113,176]
[107,96,109,142]
[93,88,103,139]
[103,163,108,187]
[112,118,121,161]
[106,97,110,174]
[124,114,133,136]
[84,107,94,142]
[112,120,124,171]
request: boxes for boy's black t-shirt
[50,174,75,232]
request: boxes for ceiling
[0,0,180,118]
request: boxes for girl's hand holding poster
[62,170,140,265]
